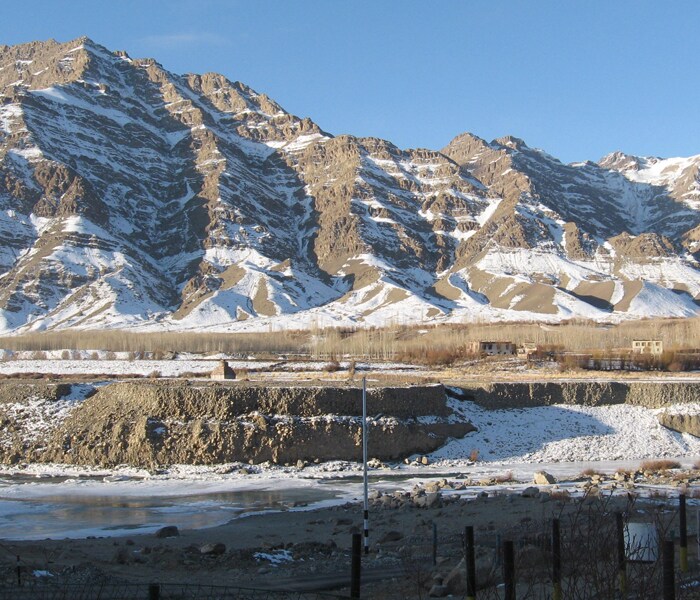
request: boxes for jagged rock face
[0,37,699,332]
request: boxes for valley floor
[1,471,698,599]
[0,358,699,597]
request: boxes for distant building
[518,342,538,358]
[632,340,663,356]
[211,360,236,380]
[468,341,516,356]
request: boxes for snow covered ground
[0,358,273,377]
[430,392,700,463]
[0,356,421,377]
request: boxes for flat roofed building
[468,341,516,356]
[632,340,663,355]
[518,342,538,358]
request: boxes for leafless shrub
[550,489,572,502]
[0,316,697,362]
[179,371,203,379]
[640,459,681,472]
[323,360,341,372]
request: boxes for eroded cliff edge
[0,381,473,467]
[458,381,700,409]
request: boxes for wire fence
[0,581,347,600]
[389,493,700,599]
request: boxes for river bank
[1,465,698,598]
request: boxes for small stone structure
[468,341,515,356]
[632,340,663,355]
[210,360,236,380]
[517,342,538,358]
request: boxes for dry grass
[0,316,696,361]
[639,459,681,472]
[579,468,602,477]
[0,330,308,355]
[469,448,480,462]
[549,489,572,502]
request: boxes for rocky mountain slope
[0,37,698,333]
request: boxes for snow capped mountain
[0,37,698,333]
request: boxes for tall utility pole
[362,376,369,555]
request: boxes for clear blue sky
[4,1,699,164]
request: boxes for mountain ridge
[0,37,698,333]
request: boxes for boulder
[444,548,496,593]
[425,492,441,508]
[200,542,226,555]
[154,526,179,538]
[521,486,540,498]
[533,471,557,485]
[379,530,404,543]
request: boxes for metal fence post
[552,519,562,600]
[465,525,476,600]
[679,494,688,573]
[616,512,627,597]
[432,522,438,567]
[351,533,362,599]
[148,583,160,600]
[662,539,675,600]
[503,540,515,600]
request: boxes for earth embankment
[0,381,472,468]
[459,381,700,409]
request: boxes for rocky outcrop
[0,382,473,468]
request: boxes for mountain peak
[597,151,666,172]
[493,135,528,151]
[0,37,698,331]
[598,150,642,171]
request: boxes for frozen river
[0,472,353,540]
[1,458,695,541]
